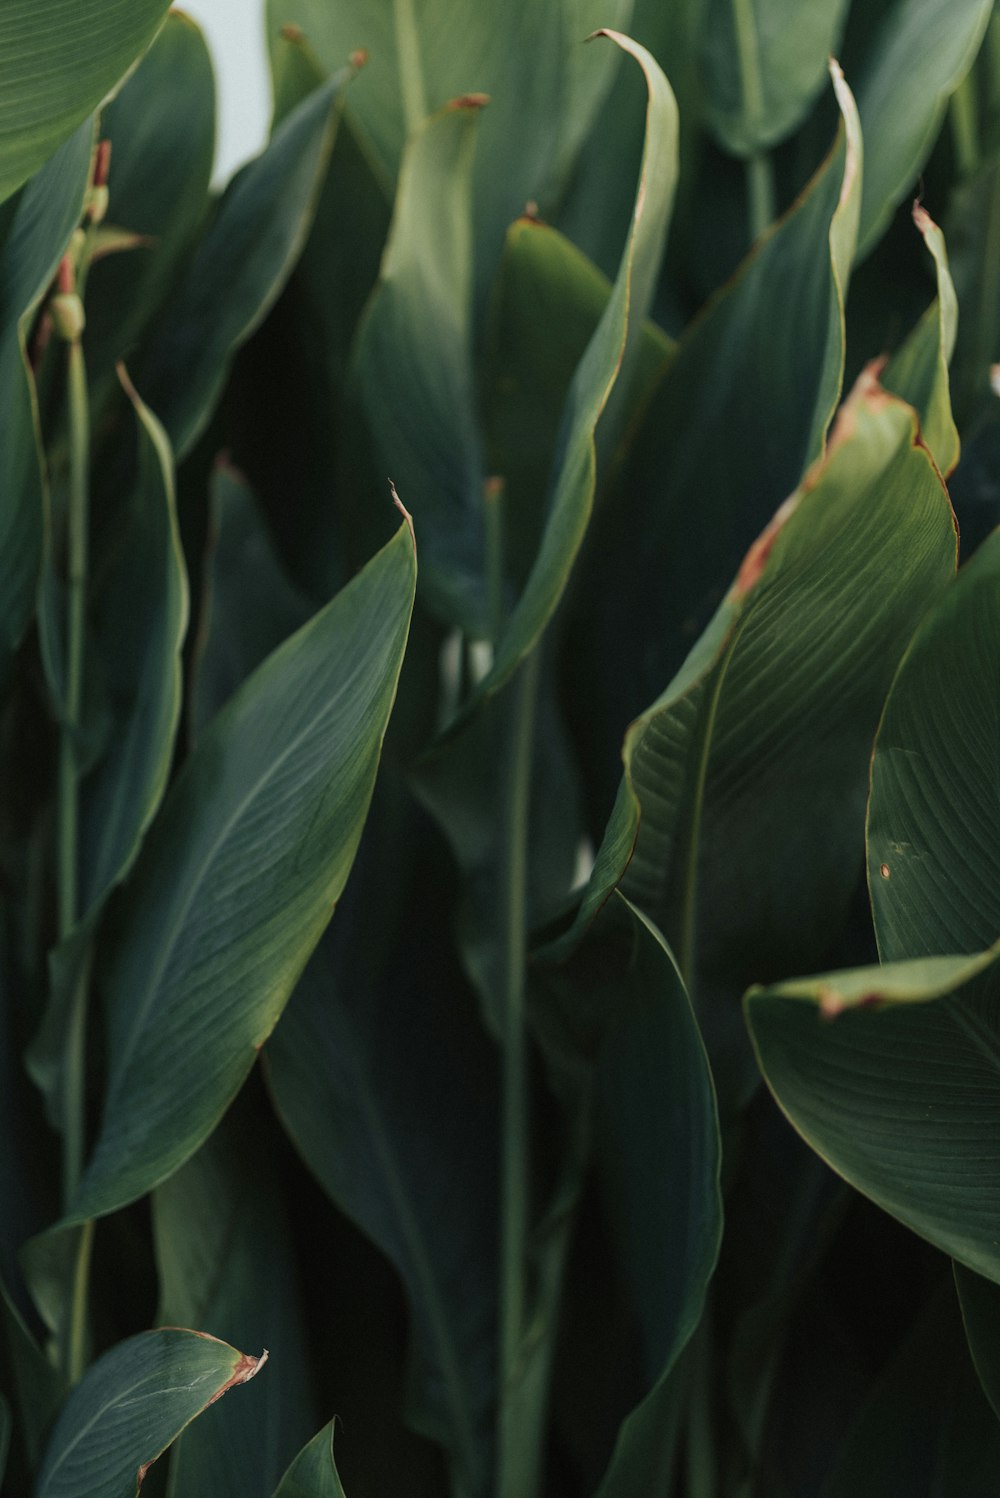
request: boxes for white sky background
[180,0,272,182]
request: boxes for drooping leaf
[820,1283,1000,1497]
[565,377,956,1091]
[0,123,93,684]
[137,72,349,459]
[852,0,993,257]
[700,0,850,157]
[955,1262,1000,1423]
[882,205,960,477]
[154,1110,316,1498]
[272,1422,348,1498]
[266,782,500,1497]
[35,1328,266,1498]
[61,514,415,1224]
[0,0,170,205]
[83,12,216,413]
[351,96,488,634]
[468,30,678,705]
[868,524,1000,963]
[745,943,1000,1283]
[565,62,862,826]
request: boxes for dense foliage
[3,1,1000,1494]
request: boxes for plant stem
[484,476,506,648]
[64,1219,95,1385]
[497,648,540,1498]
[393,0,426,138]
[950,71,979,181]
[731,0,774,241]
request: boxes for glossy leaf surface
[35,1329,265,1498]
[65,517,415,1222]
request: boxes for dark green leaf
[35,1328,266,1498]
[0,0,170,205]
[63,515,415,1223]
[955,1261,1000,1423]
[869,525,1000,962]
[272,1422,348,1498]
[138,74,347,459]
[947,150,1000,427]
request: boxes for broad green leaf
[0,123,93,683]
[267,783,499,1496]
[35,1328,266,1498]
[272,1422,347,1498]
[78,371,187,915]
[882,206,960,477]
[351,97,488,634]
[84,13,216,413]
[869,525,1000,963]
[0,0,170,205]
[191,462,310,737]
[138,73,347,459]
[852,0,993,257]
[566,380,956,1056]
[62,515,415,1223]
[564,63,861,827]
[745,943,1000,1282]
[154,1111,315,1498]
[700,0,850,156]
[485,218,674,590]
[821,1285,1000,1497]
[265,0,629,286]
[469,31,678,705]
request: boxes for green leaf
[744,943,1000,1282]
[566,377,956,1075]
[700,0,851,156]
[266,0,629,287]
[272,1422,347,1498]
[882,205,960,477]
[821,1284,1000,1497]
[78,370,188,915]
[62,515,415,1224]
[0,1392,9,1487]
[35,1328,266,1498]
[869,525,1000,963]
[0,123,93,683]
[469,30,678,705]
[83,12,216,414]
[351,97,488,634]
[137,72,348,459]
[0,1273,64,1473]
[266,783,499,1496]
[564,62,861,829]
[947,150,1000,426]
[0,0,170,205]
[154,1111,316,1498]
[853,0,993,257]
[955,1262,1000,1423]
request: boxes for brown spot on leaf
[450,92,490,111]
[280,23,303,40]
[879,863,890,879]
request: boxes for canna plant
[4,0,1000,1494]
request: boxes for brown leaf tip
[389,480,416,545]
[450,92,490,111]
[349,48,369,70]
[911,201,936,236]
[280,23,303,40]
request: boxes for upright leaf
[351,97,488,634]
[61,515,414,1223]
[700,0,850,156]
[882,205,960,478]
[272,1422,348,1498]
[851,0,992,256]
[35,1328,266,1498]
[0,124,93,684]
[869,525,1000,962]
[955,1262,1000,1423]
[137,73,348,459]
[0,0,170,204]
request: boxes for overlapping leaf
[0,0,170,204]
[62,516,414,1223]
[35,1328,266,1497]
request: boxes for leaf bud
[49,292,86,343]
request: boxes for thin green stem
[484,476,506,647]
[950,71,979,182]
[393,0,427,137]
[497,648,541,1498]
[746,152,775,243]
[63,1219,95,1386]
